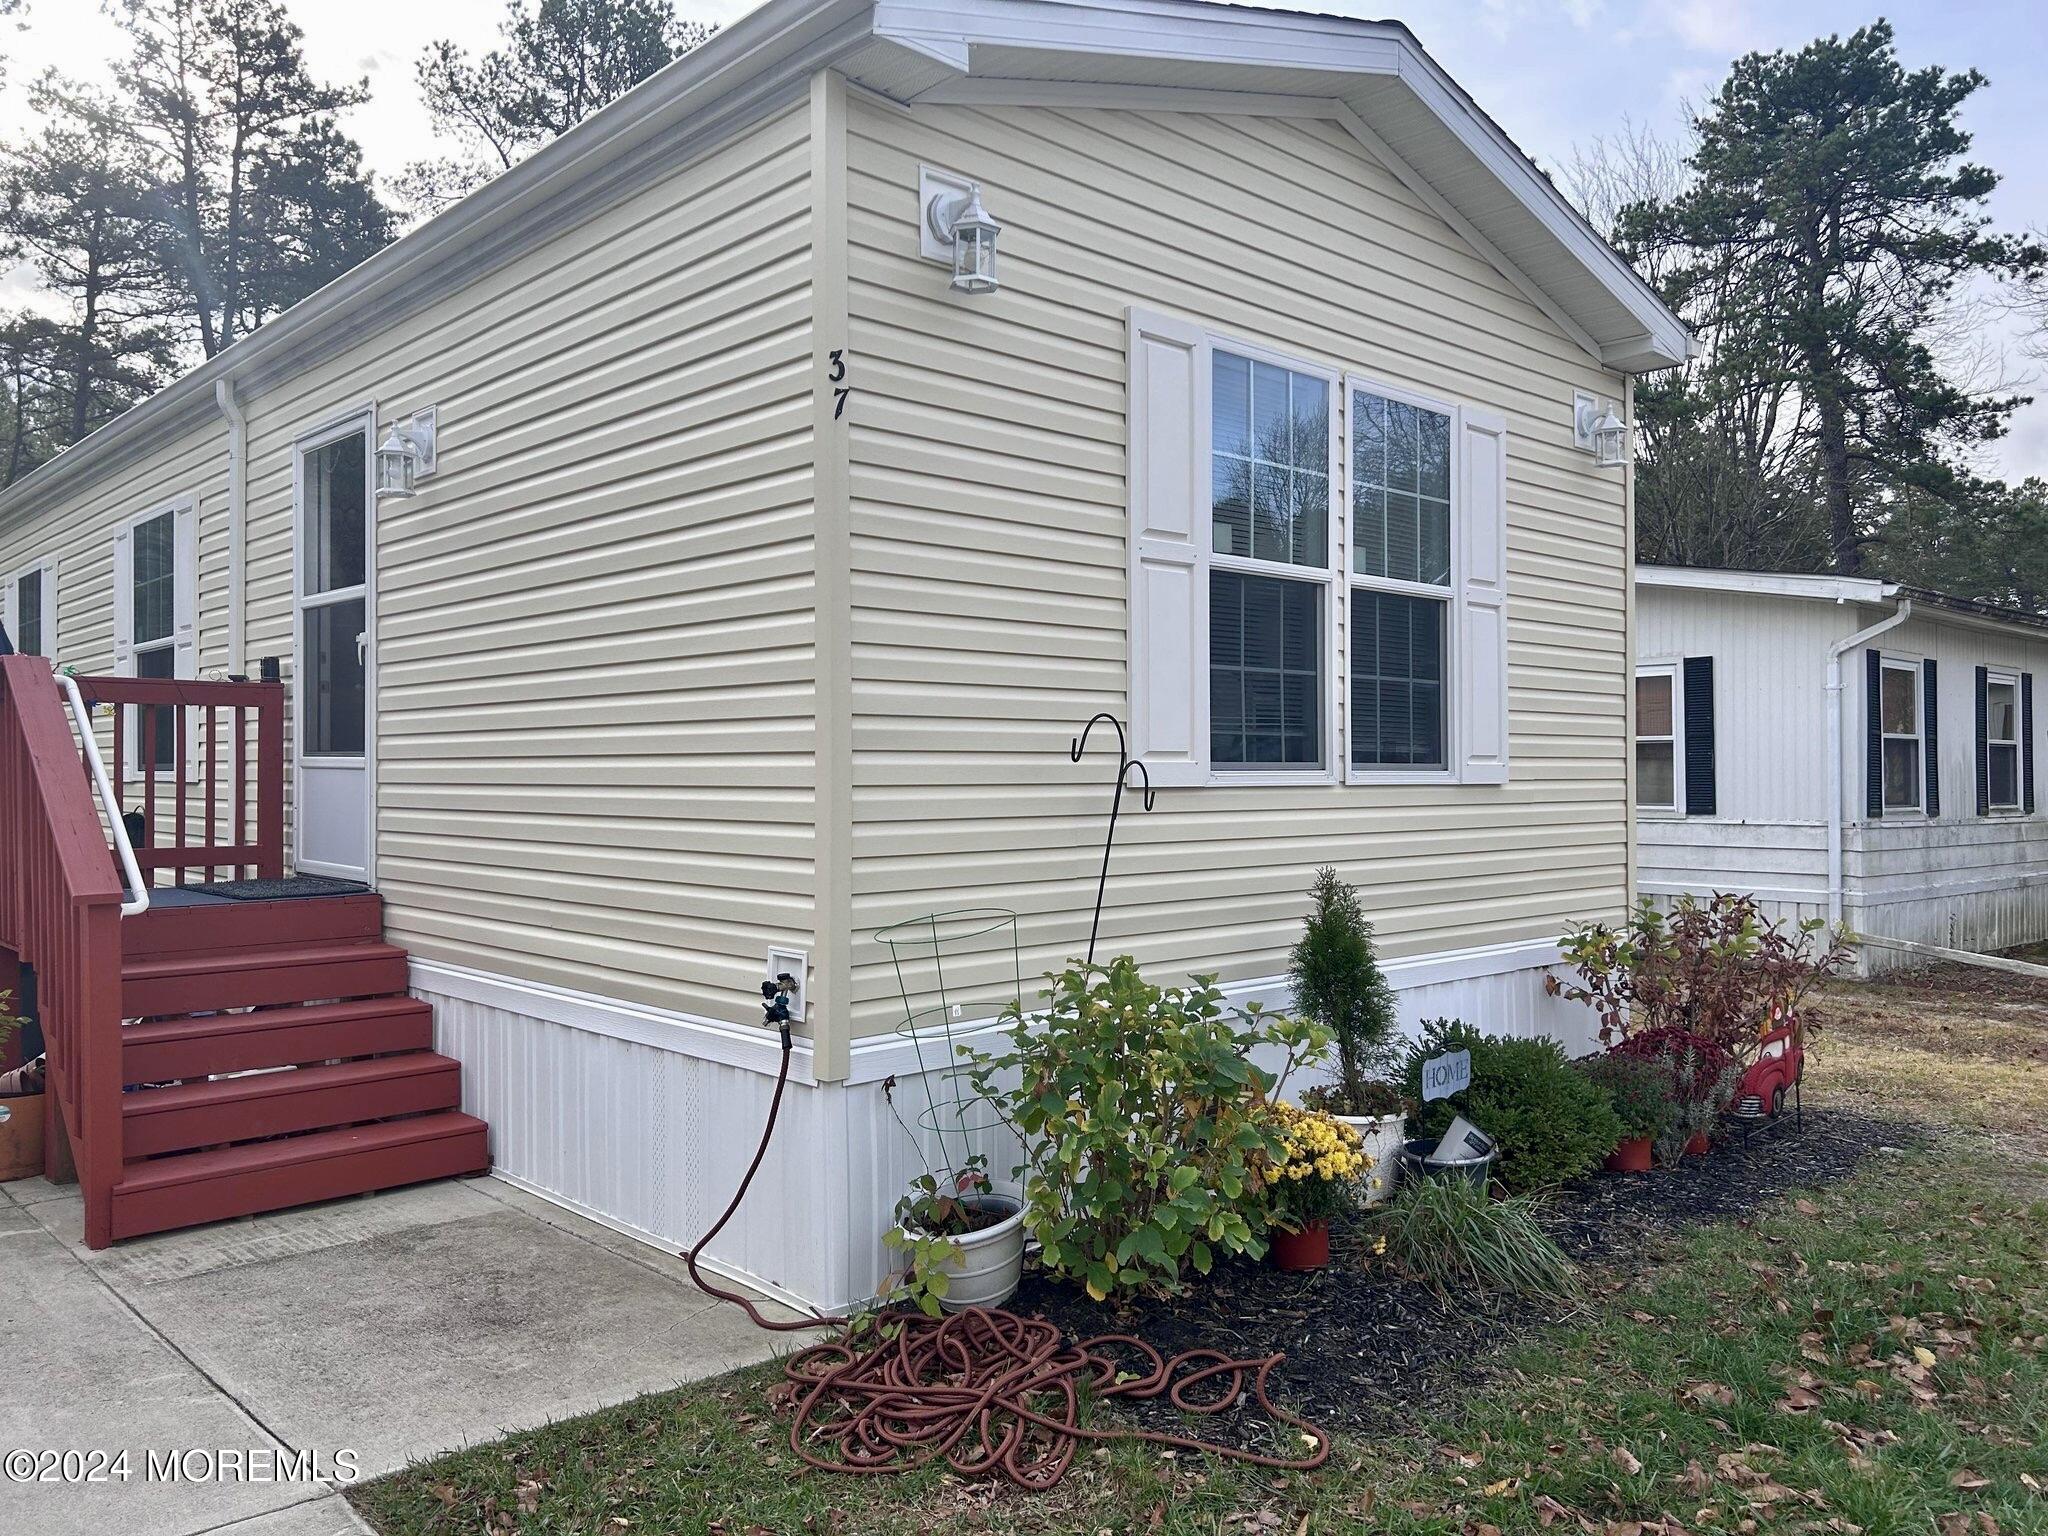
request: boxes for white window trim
[1879,653,1925,816]
[1633,659,1684,817]
[3,555,57,659]
[1985,666,2022,814]
[1342,372,1463,787]
[115,495,199,780]
[1203,332,1341,786]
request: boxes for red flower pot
[1269,1221,1330,1271]
[1684,1131,1712,1156]
[1604,1135,1653,1174]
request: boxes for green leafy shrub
[1612,1026,1741,1163]
[965,957,1326,1301]
[1400,1020,1623,1193]
[1374,1176,1579,1299]
[1575,1050,1680,1144]
[1287,867,1399,1113]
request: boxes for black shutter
[1682,656,1716,816]
[1975,665,1990,817]
[2025,673,2037,816]
[1865,649,1883,819]
[1922,658,1940,817]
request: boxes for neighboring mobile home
[0,0,1689,1310]
[1636,567,2046,973]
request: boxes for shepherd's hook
[1070,712,1155,968]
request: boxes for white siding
[1636,584,2048,970]
[841,98,1636,1036]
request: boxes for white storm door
[294,414,376,880]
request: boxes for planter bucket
[0,1093,45,1183]
[1684,1131,1712,1157]
[1605,1136,1653,1174]
[1334,1112,1407,1208]
[1269,1221,1330,1272]
[1400,1135,1497,1192]
[897,1194,1026,1313]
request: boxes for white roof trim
[1637,566,1899,605]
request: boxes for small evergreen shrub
[1375,1176,1579,1299]
[1288,867,1399,1114]
[1400,1020,1623,1193]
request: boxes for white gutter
[214,379,248,675]
[1825,597,1912,927]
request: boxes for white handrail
[56,673,150,918]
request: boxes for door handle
[355,631,367,665]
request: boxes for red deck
[0,659,489,1247]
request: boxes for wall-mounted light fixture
[918,165,1002,295]
[374,407,438,501]
[1572,391,1628,469]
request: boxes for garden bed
[1008,1108,1914,1437]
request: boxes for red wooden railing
[0,655,124,1247]
[73,675,285,886]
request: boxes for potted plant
[0,989,42,1183]
[1576,1050,1678,1174]
[1289,869,1406,1202]
[1611,1026,1739,1165]
[1261,1102,1369,1270]
[881,1156,1026,1315]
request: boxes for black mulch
[1004,1109,1919,1441]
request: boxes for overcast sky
[2,0,2042,478]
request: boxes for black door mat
[199,875,371,901]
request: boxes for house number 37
[827,350,850,420]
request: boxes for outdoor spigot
[761,972,799,1049]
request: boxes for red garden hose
[682,1022,1335,1490]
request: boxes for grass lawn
[352,979,2048,1536]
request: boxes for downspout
[214,378,247,675]
[1825,596,1911,928]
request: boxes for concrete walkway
[1,1171,798,1536]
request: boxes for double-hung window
[115,497,197,774]
[1633,665,1681,812]
[1124,308,1511,790]
[1879,658,1923,812]
[1986,672,2021,811]
[4,559,53,656]
[1208,349,1335,770]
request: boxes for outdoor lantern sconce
[918,166,1002,295]
[375,407,438,502]
[1572,390,1628,469]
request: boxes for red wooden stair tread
[115,1110,488,1193]
[124,1052,459,1118]
[122,940,409,979]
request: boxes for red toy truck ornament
[1729,1016,1804,1122]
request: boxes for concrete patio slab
[2,1172,799,1533]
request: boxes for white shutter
[40,559,56,660]
[1456,407,1510,784]
[113,526,135,675]
[172,499,198,680]
[1126,306,1208,786]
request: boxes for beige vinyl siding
[2,103,820,1029]
[0,418,231,679]
[842,97,1634,1036]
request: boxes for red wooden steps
[123,1053,464,1158]
[107,889,490,1242]
[123,997,435,1084]
[124,941,412,1017]
[109,1112,491,1241]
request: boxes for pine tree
[111,0,394,357]
[1621,23,2045,575]
[397,0,715,217]
[1287,867,1398,1111]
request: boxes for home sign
[1421,1048,1471,1102]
